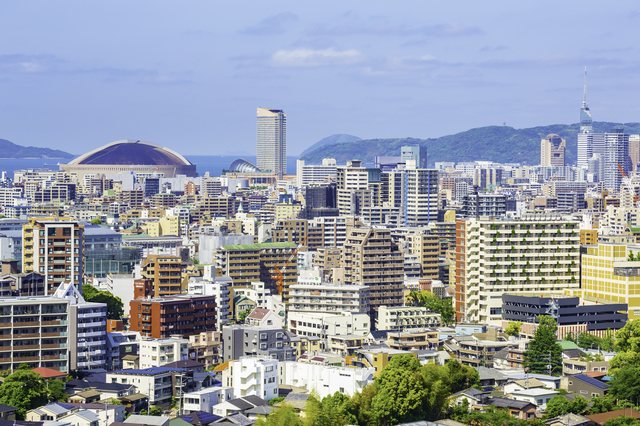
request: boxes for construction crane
[271,235,308,296]
[618,164,640,209]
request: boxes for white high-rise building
[604,129,630,194]
[257,108,286,179]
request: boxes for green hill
[299,134,361,157]
[300,122,640,165]
[0,139,73,159]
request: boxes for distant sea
[0,155,299,177]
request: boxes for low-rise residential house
[510,388,559,410]
[163,360,205,374]
[221,357,279,401]
[182,387,234,414]
[484,398,537,422]
[327,334,367,356]
[0,404,16,421]
[567,374,610,400]
[297,352,343,366]
[27,403,123,425]
[106,331,141,371]
[386,329,439,351]
[139,337,189,368]
[376,305,442,330]
[124,414,171,426]
[288,311,370,340]
[188,331,221,368]
[351,347,417,377]
[288,334,322,358]
[506,373,564,390]
[245,308,284,328]
[545,413,592,426]
[449,335,518,368]
[68,390,101,404]
[65,381,137,401]
[222,326,294,362]
[106,367,193,407]
[504,378,547,395]
[476,366,509,387]
[278,361,374,399]
[493,347,526,369]
[211,396,269,417]
[563,358,609,375]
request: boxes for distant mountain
[0,139,73,159]
[299,134,362,157]
[299,122,640,165]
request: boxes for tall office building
[400,145,428,168]
[540,134,566,167]
[604,128,631,194]
[257,108,286,179]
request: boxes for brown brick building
[129,295,217,338]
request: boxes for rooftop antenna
[583,66,588,108]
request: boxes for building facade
[455,217,581,325]
[257,108,286,179]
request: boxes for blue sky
[1,1,639,156]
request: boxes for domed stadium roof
[69,140,192,166]
[228,158,261,173]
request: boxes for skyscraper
[256,108,286,179]
[580,68,593,134]
[603,128,630,194]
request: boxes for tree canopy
[255,403,302,426]
[0,365,67,419]
[545,394,588,418]
[523,315,563,375]
[82,284,124,320]
[504,321,522,337]
[407,291,455,326]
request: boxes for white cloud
[271,48,363,68]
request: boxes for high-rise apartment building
[342,228,404,320]
[540,134,566,167]
[257,108,286,179]
[403,162,439,227]
[336,160,371,216]
[400,145,428,168]
[141,255,183,297]
[455,217,580,325]
[22,217,84,294]
[604,129,631,194]
[0,296,70,372]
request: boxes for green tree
[255,403,302,426]
[268,396,285,406]
[109,398,123,405]
[320,392,357,426]
[450,398,469,421]
[611,319,640,370]
[149,406,162,416]
[351,384,376,426]
[587,395,619,415]
[565,331,576,343]
[91,218,102,225]
[577,332,602,350]
[371,355,429,425]
[407,291,454,326]
[47,379,68,402]
[545,395,588,418]
[460,406,526,426]
[523,315,563,375]
[605,417,640,426]
[608,364,640,401]
[504,321,522,337]
[82,284,124,320]
[446,359,480,393]
[0,368,48,419]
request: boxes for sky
[1,1,639,157]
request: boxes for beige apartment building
[337,160,371,216]
[342,228,404,318]
[141,255,183,297]
[455,217,580,325]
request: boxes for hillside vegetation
[300,122,640,165]
[0,139,73,158]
